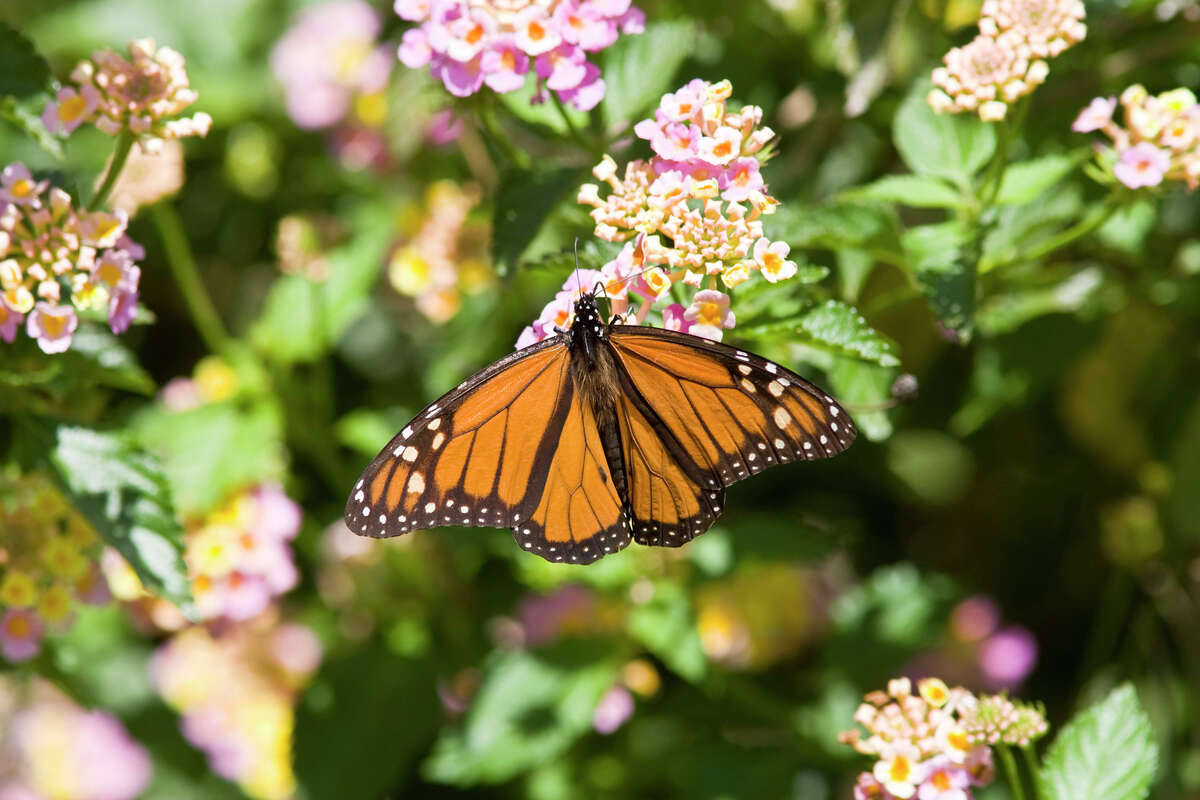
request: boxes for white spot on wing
[432,432,445,450]
[402,446,418,462]
[774,407,792,428]
[768,380,784,397]
[428,418,442,431]
[407,472,425,494]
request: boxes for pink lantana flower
[559,63,605,111]
[482,42,530,93]
[1114,142,1172,188]
[1072,96,1116,132]
[917,757,970,800]
[0,164,47,207]
[26,302,78,354]
[555,1,618,51]
[41,84,101,135]
[592,685,634,734]
[662,303,690,333]
[683,289,735,341]
[0,298,22,343]
[0,609,43,662]
[535,43,588,92]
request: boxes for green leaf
[1040,683,1158,800]
[500,79,589,135]
[425,646,619,785]
[525,239,625,274]
[903,223,974,340]
[628,583,707,682]
[48,425,191,608]
[995,152,1086,205]
[1097,199,1157,256]
[976,267,1105,336]
[0,95,64,160]
[839,174,962,208]
[600,20,694,126]
[62,326,156,395]
[771,202,902,254]
[0,22,52,100]
[796,300,900,367]
[894,81,996,186]
[249,204,393,363]
[492,166,583,275]
[133,400,284,516]
[828,356,895,441]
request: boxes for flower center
[528,20,546,40]
[932,771,951,790]
[889,755,911,782]
[59,95,89,122]
[698,301,720,324]
[4,614,30,638]
[40,312,67,337]
[762,252,781,271]
[12,179,33,198]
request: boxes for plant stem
[88,130,136,211]
[477,103,530,170]
[980,98,1031,209]
[1021,744,1044,800]
[550,91,597,157]
[997,744,1027,800]
[1015,193,1124,264]
[151,203,232,358]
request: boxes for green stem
[997,744,1027,800]
[477,103,530,170]
[88,130,136,211]
[150,203,232,357]
[1018,194,1123,264]
[549,91,597,157]
[1021,744,1044,800]
[980,99,1031,209]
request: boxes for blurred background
[0,0,1198,798]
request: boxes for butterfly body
[346,293,855,564]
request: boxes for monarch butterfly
[345,291,855,563]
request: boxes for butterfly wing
[607,325,856,547]
[345,337,630,564]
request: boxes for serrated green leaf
[492,166,583,274]
[894,81,996,186]
[995,152,1085,205]
[0,95,64,160]
[600,20,693,126]
[48,424,191,608]
[133,401,284,516]
[0,23,52,100]
[62,326,156,395]
[249,204,392,363]
[796,300,900,367]
[828,356,895,441]
[424,646,619,785]
[1040,684,1158,800]
[628,583,707,682]
[839,174,962,208]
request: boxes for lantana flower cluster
[42,38,211,152]
[0,679,151,800]
[151,618,323,800]
[0,163,143,352]
[271,1,392,131]
[839,677,1048,799]
[928,0,1086,121]
[520,78,797,347]
[1073,86,1200,190]
[0,476,111,664]
[388,180,494,323]
[183,485,302,624]
[397,0,644,109]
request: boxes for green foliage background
[1,0,1198,798]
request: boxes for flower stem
[550,92,598,158]
[997,744,1027,800]
[88,130,136,211]
[1021,744,1045,800]
[1012,193,1124,265]
[477,102,530,170]
[150,203,232,357]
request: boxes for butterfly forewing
[347,338,571,536]
[607,324,855,493]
